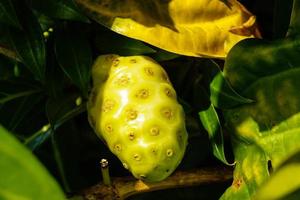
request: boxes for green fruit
[87,55,188,182]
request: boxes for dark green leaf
[151,49,180,62]
[46,95,86,128]
[45,36,65,98]
[0,0,21,28]
[95,30,156,56]
[31,0,89,23]
[55,25,92,97]
[0,80,42,104]
[51,131,71,193]
[24,95,86,151]
[0,91,46,136]
[210,71,254,109]
[199,104,231,165]
[6,1,46,81]
[0,125,65,200]
[223,38,300,94]
[221,37,300,199]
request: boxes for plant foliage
[0,0,300,199]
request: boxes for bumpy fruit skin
[87,55,188,182]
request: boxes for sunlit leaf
[55,25,92,97]
[199,104,231,165]
[31,0,89,23]
[254,150,300,200]
[76,0,260,58]
[0,0,21,28]
[220,37,300,199]
[0,125,65,200]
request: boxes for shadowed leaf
[199,104,231,165]
[55,25,92,97]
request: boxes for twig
[100,159,111,186]
[81,167,233,200]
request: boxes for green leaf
[199,104,231,165]
[0,125,65,200]
[0,0,21,28]
[55,25,92,97]
[255,151,300,200]
[44,37,65,98]
[5,1,46,81]
[46,95,86,128]
[223,38,300,94]
[95,30,156,56]
[31,0,89,23]
[220,37,300,199]
[210,70,254,109]
[24,95,86,151]
[0,91,46,136]
[150,49,180,62]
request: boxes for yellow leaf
[76,0,260,58]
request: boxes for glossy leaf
[55,25,92,97]
[255,151,300,200]
[210,70,254,109]
[220,37,300,199]
[31,0,89,23]
[0,0,21,28]
[95,30,156,56]
[5,1,46,81]
[199,104,231,165]
[76,0,260,58]
[0,125,65,200]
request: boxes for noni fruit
[87,55,188,182]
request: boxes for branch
[81,167,233,200]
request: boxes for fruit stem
[82,167,233,200]
[100,158,111,186]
